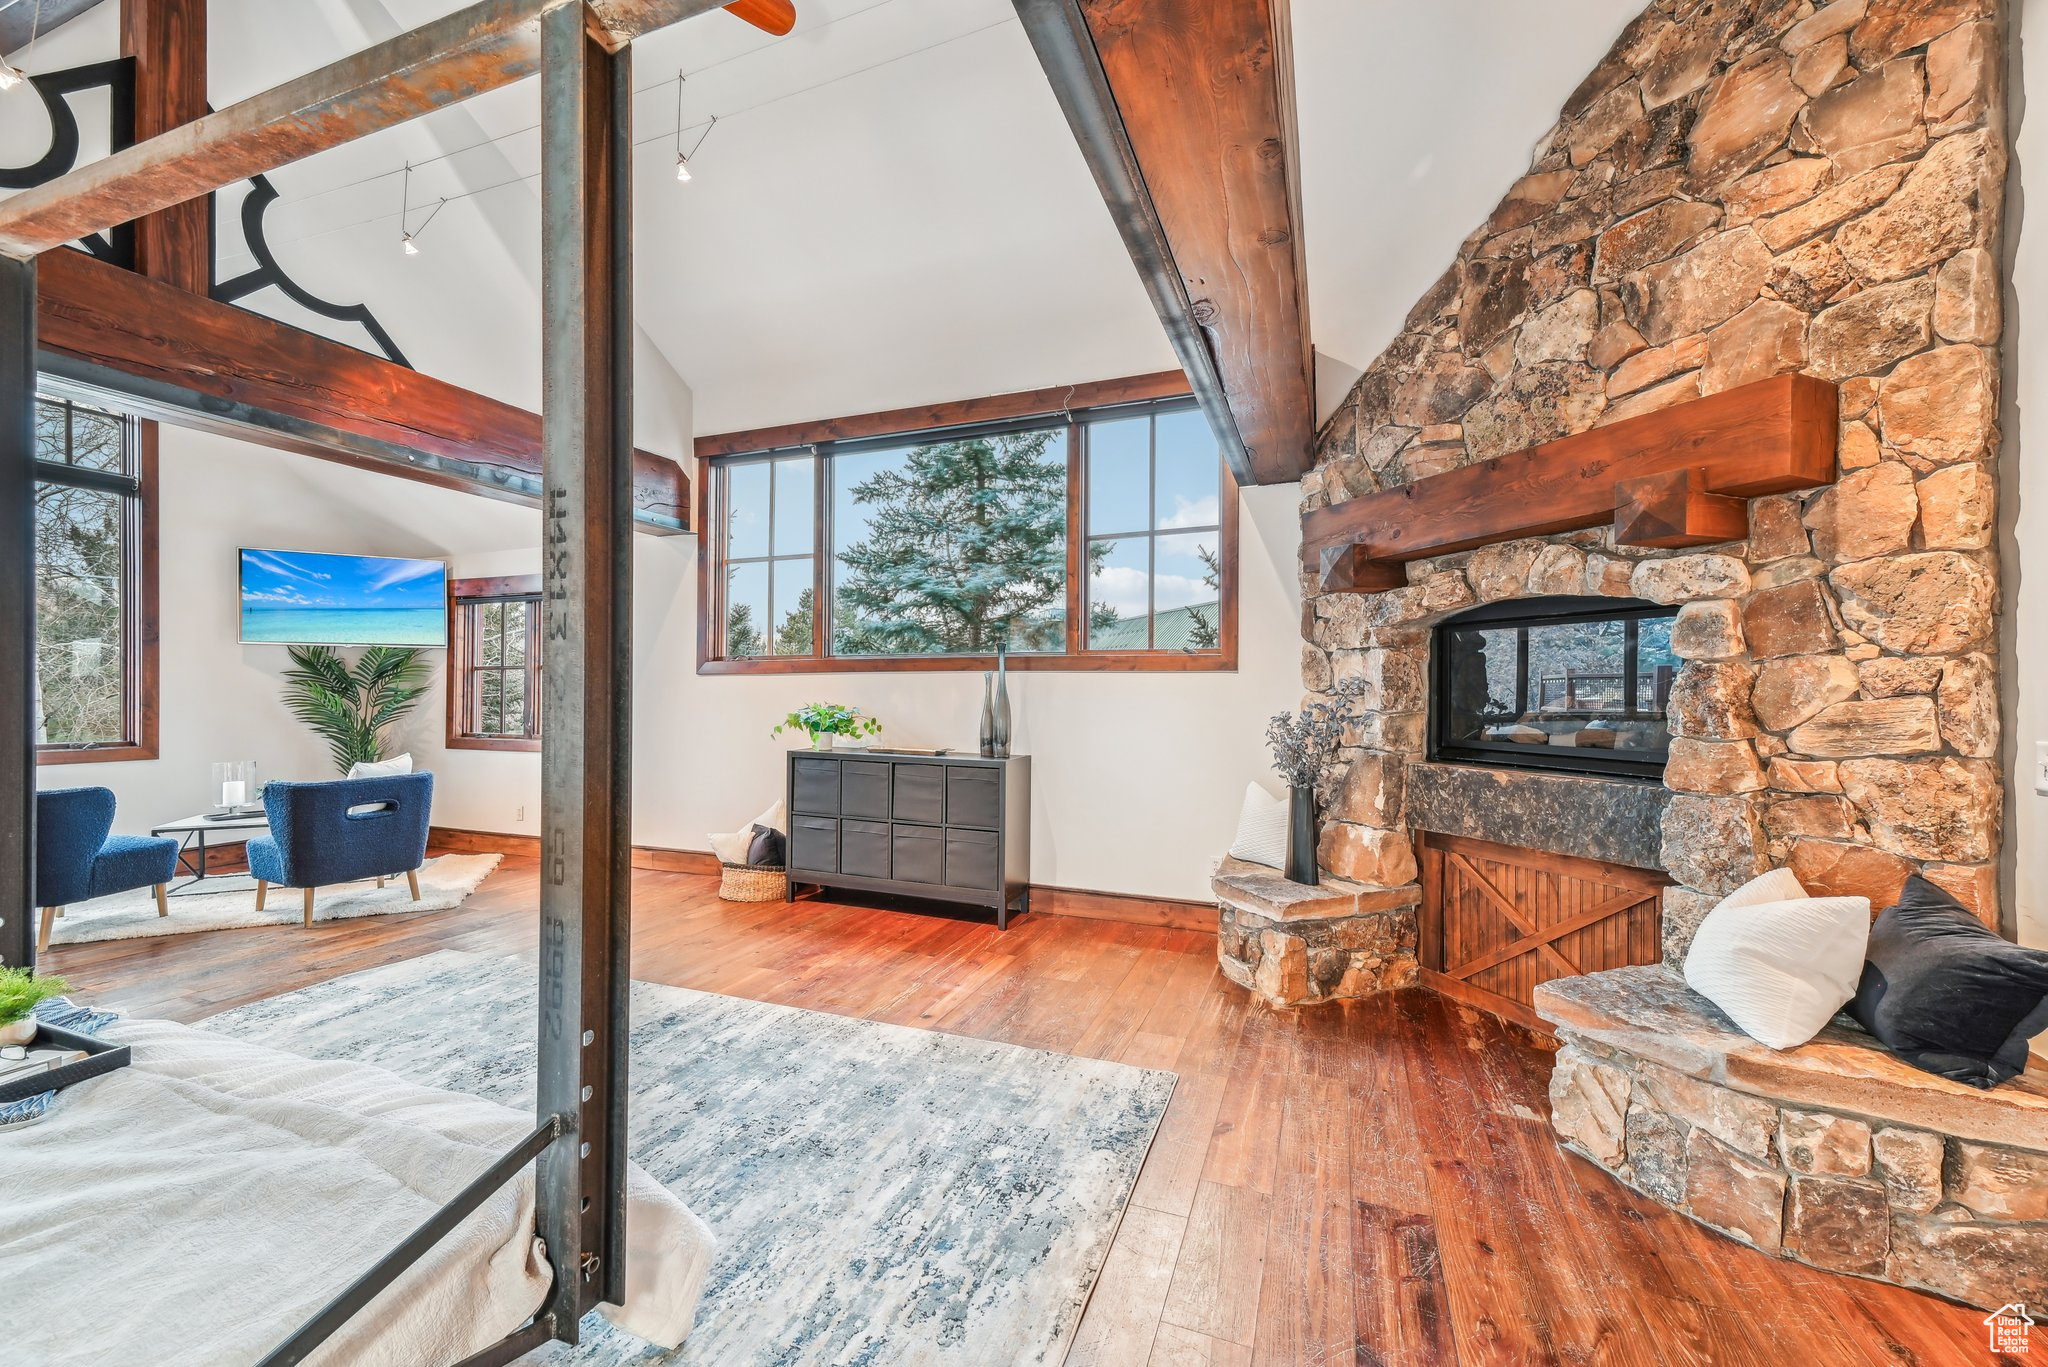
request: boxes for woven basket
[718,862,788,903]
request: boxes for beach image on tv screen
[240,549,448,647]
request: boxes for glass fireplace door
[1431,598,1679,779]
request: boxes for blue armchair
[35,786,181,955]
[247,772,435,927]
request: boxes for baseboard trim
[432,825,720,875]
[1030,884,1213,932]
[428,826,1212,931]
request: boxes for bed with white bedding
[0,1016,715,1367]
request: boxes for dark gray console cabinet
[787,750,1031,929]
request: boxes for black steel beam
[1010,0,1253,485]
[253,1119,561,1367]
[0,256,32,973]
[535,0,634,1338]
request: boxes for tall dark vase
[992,644,1012,757]
[979,674,997,757]
[1285,784,1319,886]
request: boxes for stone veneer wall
[1302,0,2010,954]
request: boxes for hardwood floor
[43,854,2003,1366]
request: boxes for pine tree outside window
[34,395,159,764]
[703,395,1235,673]
[447,576,543,751]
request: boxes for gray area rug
[198,950,1175,1366]
[47,854,500,946]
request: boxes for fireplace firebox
[1429,597,1679,780]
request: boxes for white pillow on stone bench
[1226,782,1288,870]
[1683,867,1870,1051]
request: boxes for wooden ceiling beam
[1013,0,1251,486]
[694,369,1192,457]
[37,246,689,531]
[121,0,209,294]
[1017,0,1313,487]
[0,0,784,259]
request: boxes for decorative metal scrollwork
[2,60,411,368]
[0,58,135,266]
[212,175,412,368]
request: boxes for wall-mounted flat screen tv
[239,548,449,647]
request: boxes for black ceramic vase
[1285,784,1318,886]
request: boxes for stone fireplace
[1291,0,2007,972]
[1208,0,2032,1313]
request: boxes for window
[447,576,542,750]
[35,396,157,764]
[1084,406,1224,652]
[702,394,1234,673]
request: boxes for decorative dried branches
[1264,682,1363,791]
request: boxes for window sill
[446,735,542,753]
[698,649,1236,676]
[37,744,158,765]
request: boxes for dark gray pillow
[1849,875,2048,1088]
[747,823,785,868]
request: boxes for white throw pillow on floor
[1227,782,1289,870]
[707,799,787,866]
[1683,868,1871,1050]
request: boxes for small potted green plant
[773,703,882,751]
[0,968,70,1047]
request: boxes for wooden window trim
[694,377,1238,676]
[445,574,543,752]
[37,416,160,766]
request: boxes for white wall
[45,426,1303,905]
[1289,0,1642,423]
[37,426,536,825]
[2006,1,2045,1062]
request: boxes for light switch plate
[2036,741,2048,796]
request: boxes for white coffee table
[150,810,271,895]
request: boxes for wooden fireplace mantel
[1301,373,1840,594]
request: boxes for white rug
[45,853,502,946]
[199,950,1177,1366]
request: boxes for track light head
[402,233,419,256]
[675,155,692,183]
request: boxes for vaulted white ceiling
[1290,0,1642,424]
[8,0,1652,447]
[11,0,1176,445]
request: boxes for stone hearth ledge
[1212,856,1420,1008]
[1536,965,2047,1309]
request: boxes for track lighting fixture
[0,0,44,92]
[397,162,445,255]
[674,74,717,184]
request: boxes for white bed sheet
[0,1017,714,1367]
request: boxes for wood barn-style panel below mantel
[1301,373,1839,594]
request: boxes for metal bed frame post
[536,0,636,1332]
[0,255,34,974]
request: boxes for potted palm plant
[0,968,70,1047]
[280,644,434,774]
[773,703,882,751]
